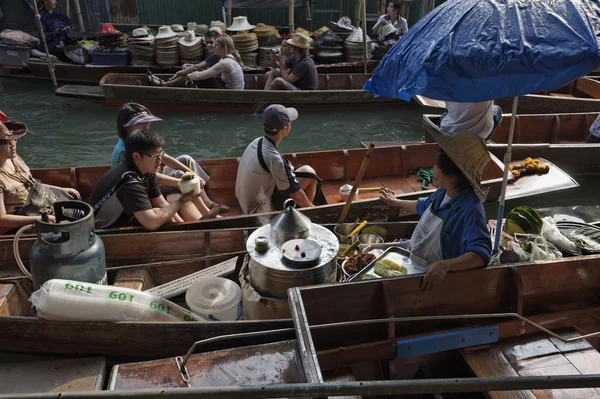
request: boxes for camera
[269,48,281,55]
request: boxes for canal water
[2,77,599,222]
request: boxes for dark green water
[0,78,424,168]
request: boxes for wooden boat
[55,72,400,111]
[0,59,379,85]
[416,77,600,114]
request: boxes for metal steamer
[29,201,106,290]
[247,199,339,298]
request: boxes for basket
[89,51,130,66]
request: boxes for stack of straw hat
[154,26,179,66]
[257,35,282,68]
[344,27,372,62]
[195,24,209,36]
[96,24,126,50]
[228,17,258,67]
[187,22,197,33]
[316,30,344,64]
[128,27,155,66]
[171,24,185,38]
[211,20,227,32]
[178,30,204,64]
[253,23,278,43]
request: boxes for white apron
[408,195,463,265]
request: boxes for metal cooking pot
[269,199,311,243]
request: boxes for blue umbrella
[364,0,600,254]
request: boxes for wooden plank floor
[462,329,600,398]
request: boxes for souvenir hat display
[232,32,259,67]
[210,20,227,32]
[331,16,355,32]
[316,30,344,64]
[344,27,372,62]
[195,24,209,36]
[312,26,330,37]
[178,30,204,64]
[171,24,185,34]
[209,26,223,35]
[379,23,397,40]
[257,42,281,68]
[287,32,313,49]
[252,23,278,43]
[187,22,197,32]
[128,27,155,66]
[154,25,179,66]
[96,23,126,49]
[227,16,256,32]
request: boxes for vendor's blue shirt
[111,139,125,168]
[416,187,491,264]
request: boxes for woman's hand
[421,260,450,292]
[63,188,81,200]
[379,188,398,207]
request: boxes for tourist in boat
[379,152,491,292]
[263,37,294,90]
[235,105,320,214]
[266,33,318,91]
[147,30,222,88]
[91,129,207,231]
[113,103,228,215]
[183,35,245,90]
[35,0,77,62]
[372,1,408,41]
[439,102,503,141]
[0,121,81,234]
[586,114,600,143]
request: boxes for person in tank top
[186,35,244,90]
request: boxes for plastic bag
[541,217,580,254]
[30,279,205,322]
[509,234,562,262]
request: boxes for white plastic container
[185,277,242,321]
[178,173,201,195]
[339,184,358,202]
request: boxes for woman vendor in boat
[379,152,491,292]
[113,103,228,215]
[0,121,80,234]
[147,30,222,88]
[183,35,245,90]
[35,0,77,62]
[372,1,408,42]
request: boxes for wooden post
[72,0,85,32]
[338,144,375,224]
[66,0,71,18]
[289,0,295,33]
[33,5,58,89]
[361,0,368,74]
[227,0,232,27]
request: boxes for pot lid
[281,238,322,267]
[269,199,311,241]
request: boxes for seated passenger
[90,129,202,231]
[264,38,293,90]
[586,114,600,143]
[0,121,80,234]
[148,30,221,88]
[380,152,491,291]
[235,105,319,214]
[439,101,503,141]
[36,0,77,62]
[185,35,244,90]
[267,33,318,91]
[112,103,228,214]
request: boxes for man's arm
[289,189,314,208]
[133,193,195,231]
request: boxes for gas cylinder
[29,201,106,290]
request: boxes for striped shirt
[221,54,244,90]
[590,114,600,138]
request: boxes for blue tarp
[363,0,600,102]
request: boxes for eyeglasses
[144,150,164,162]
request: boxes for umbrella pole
[361,0,368,74]
[33,5,58,89]
[493,96,519,253]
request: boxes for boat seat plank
[463,329,600,399]
[109,340,304,390]
[113,269,154,291]
[0,357,106,394]
[321,177,416,204]
[576,78,600,100]
[0,281,35,316]
[549,93,576,98]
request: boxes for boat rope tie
[174,311,600,386]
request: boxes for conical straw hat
[346,27,372,43]
[227,16,256,32]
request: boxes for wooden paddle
[338,144,376,224]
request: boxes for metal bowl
[334,223,359,244]
[358,233,384,245]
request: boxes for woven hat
[195,24,209,35]
[312,26,329,37]
[228,16,255,32]
[131,27,154,42]
[171,24,184,33]
[64,45,89,65]
[155,26,177,40]
[379,23,396,39]
[287,33,312,49]
[331,16,354,31]
[209,26,223,35]
[232,32,258,44]
[187,22,197,31]
[210,20,227,32]
[179,30,202,47]
[293,27,311,37]
[345,27,372,43]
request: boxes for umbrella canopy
[364,0,600,102]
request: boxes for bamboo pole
[289,0,295,33]
[227,0,232,27]
[361,0,368,73]
[72,0,85,32]
[33,4,58,89]
[338,143,375,224]
[65,0,70,18]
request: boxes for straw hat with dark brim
[287,33,313,49]
[426,129,493,201]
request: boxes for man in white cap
[235,104,319,214]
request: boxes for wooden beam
[289,0,295,33]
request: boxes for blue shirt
[416,187,491,264]
[111,138,125,168]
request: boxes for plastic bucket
[185,277,242,321]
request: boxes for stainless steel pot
[269,199,311,243]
